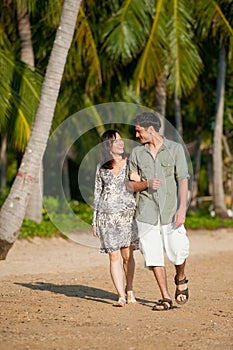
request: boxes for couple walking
[92,112,190,311]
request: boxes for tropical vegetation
[0,0,232,251]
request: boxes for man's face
[135,124,151,143]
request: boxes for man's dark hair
[134,112,161,132]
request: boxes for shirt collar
[144,137,167,154]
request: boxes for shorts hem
[145,262,165,269]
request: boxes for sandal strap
[159,298,173,306]
[175,287,189,298]
[174,275,188,285]
[152,298,173,311]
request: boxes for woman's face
[111,133,124,155]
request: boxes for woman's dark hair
[100,129,126,169]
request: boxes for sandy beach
[0,228,232,350]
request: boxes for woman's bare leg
[109,250,125,303]
[121,246,136,303]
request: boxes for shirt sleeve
[127,148,140,174]
[92,164,103,226]
[175,143,190,181]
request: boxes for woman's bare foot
[112,297,126,307]
[126,290,137,304]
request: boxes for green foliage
[1,0,233,225]
[101,0,152,65]
[19,216,60,239]
[19,200,93,239]
[0,51,42,151]
[19,197,233,239]
[198,167,209,196]
[70,200,93,225]
[186,209,233,230]
[166,0,203,97]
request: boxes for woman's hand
[129,170,141,182]
[92,225,98,237]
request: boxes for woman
[92,130,138,307]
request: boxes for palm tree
[0,0,82,260]
[197,0,233,217]
[99,0,233,215]
[17,0,43,222]
[0,1,42,191]
[0,53,42,188]
[213,46,228,217]
[100,0,203,119]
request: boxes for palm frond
[166,0,203,97]
[213,1,233,45]
[65,6,102,94]
[195,0,233,40]
[9,100,31,150]
[133,0,167,94]
[101,0,152,64]
[0,50,42,151]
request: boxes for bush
[10,197,233,239]
[19,217,61,239]
[19,199,93,239]
[186,209,233,230]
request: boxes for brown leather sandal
[174,275,189,305]
[152,298,173,311]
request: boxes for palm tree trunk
[154,73,167,117]
[207,147,213,197]
[0,0,82,260]
[0,135,7,190]
[213,47,228,218]
[174,89,183,136]
[154,73,167,134]
[17,4,42,223]
[17,8,34,67]
[190,131,202,210]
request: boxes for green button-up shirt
[128,138,189,225]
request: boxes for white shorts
[136,220,190,267]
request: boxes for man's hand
[174,207,186,227]
[147,178,162,190]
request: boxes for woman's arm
[92,165,103,230]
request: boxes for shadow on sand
[15,281,155,307]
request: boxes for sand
[0,228,232,350]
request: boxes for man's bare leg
[175,260,189,303]
[152,266,172,310]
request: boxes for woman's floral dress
[92,163,138,253]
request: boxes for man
[127,112,190,311]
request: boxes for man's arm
[174,178,188,227]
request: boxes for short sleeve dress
[92,163,138,253]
